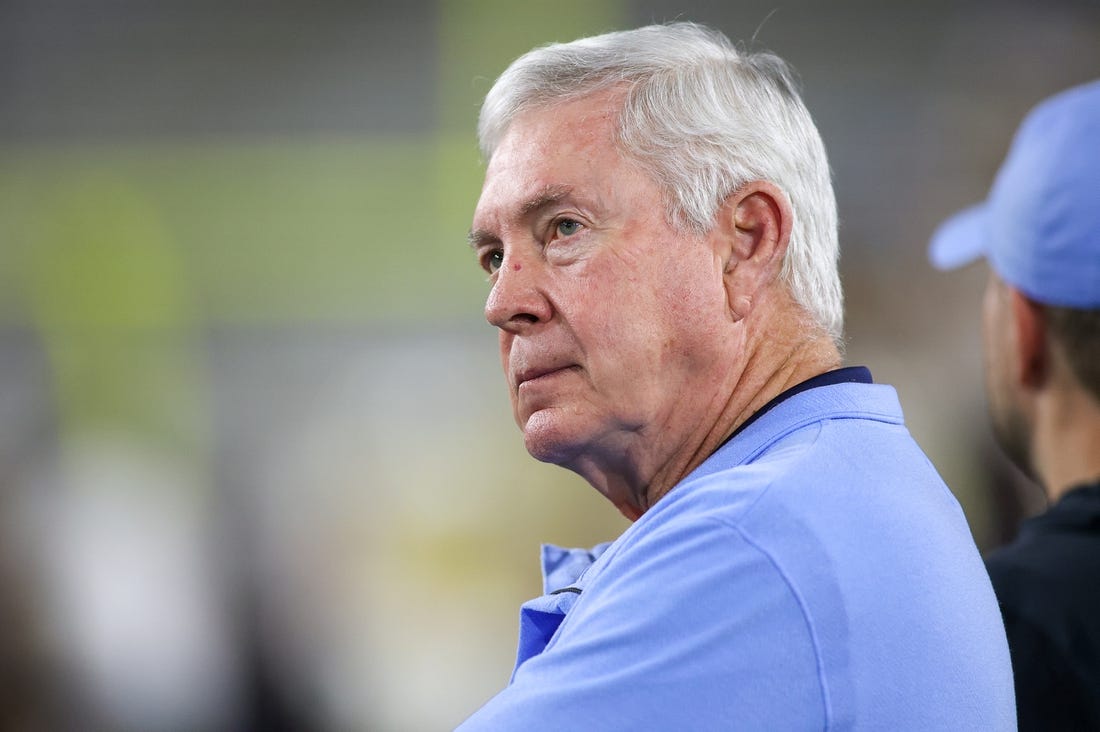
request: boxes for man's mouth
[515,365,576,389]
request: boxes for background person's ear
[1010,287,1049,390]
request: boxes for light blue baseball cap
[929,79,1100,308]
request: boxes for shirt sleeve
[455,515,828,731]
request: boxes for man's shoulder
[986,514,1100,617]
[706,380,932,486]
[987,511,1100,727]
[677,392,943,519]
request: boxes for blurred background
[1,0,1097,729]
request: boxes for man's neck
[579,307,842,520]
[1033,380,1100,503]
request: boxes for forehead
[495,91,622,163]
[473,91,630,225]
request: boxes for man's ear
[1009,287,1048,390]
[717,181,793,321]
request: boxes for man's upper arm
[456,516,827,731]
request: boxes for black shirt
[985,480,1100,731]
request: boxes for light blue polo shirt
[458,379,1016,730]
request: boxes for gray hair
[478,22,843,343]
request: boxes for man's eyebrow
[467,228,497,251]
[467,184,575,250]
[519,184,573,217]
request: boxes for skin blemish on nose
[513,262,522,271]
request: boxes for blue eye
[556,219,582,237]
[485,250,504,273]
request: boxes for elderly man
[461,23,1014,730]
[931,79,1100,730]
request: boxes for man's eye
[556,219,582,237]
[484,250,504,273]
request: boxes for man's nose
[484,254,552,332]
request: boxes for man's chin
[521,409,586,466]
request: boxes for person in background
[459,22,1015,730]
[930,79,1100,731]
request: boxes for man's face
[470,92,733,482]
[982,270,1033,475]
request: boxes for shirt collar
[720,366,874,448]
[685,371,901,484]
[537,369,889,589]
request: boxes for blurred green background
[1,0,1098,729]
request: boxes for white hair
[478,22,844,343]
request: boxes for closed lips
[516,365,575,387]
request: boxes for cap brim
[928,203,990,270]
